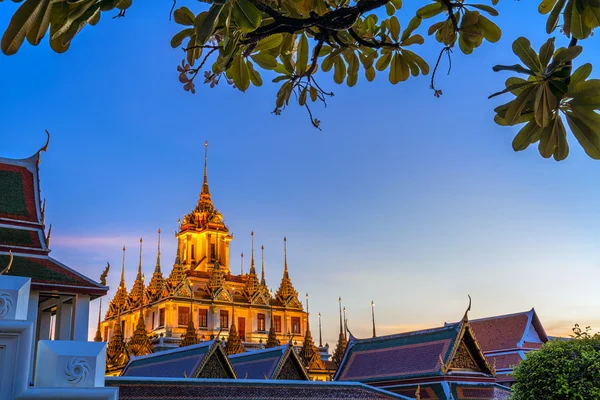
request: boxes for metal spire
[371,300,376,338]
[261,245,266,286]
[338,297,343,337]
[120,246,126,288]
[240,253,244,275]
[318,312,322,347]
[202,141,210,195]
[343,306,347,340]
[137,238,143,277]
[251,231,255,270]
[155,229,161,273]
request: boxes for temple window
[178,306,190,326]
[191,244,195,261]
[220,310,229,329]
[159,308,165,327]
[274,316,282,332]
[199,309,208,328]
[210,243,216,261]
[291,317,301,334]
[257,314,266,332]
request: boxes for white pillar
[27,291,39,388]
[55,301,73,340]
[72,294,90,341]
[37,311,52,341]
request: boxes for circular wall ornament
[0,293,13,318]
[63,358,90,385]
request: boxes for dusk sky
[1,1,600,346]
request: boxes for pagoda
[99,142,308,376]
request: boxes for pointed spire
[226,295,245,355]
[106,310,129,371]
[275,237,300,307]
[148,229,166,302]
[302,293,325,370]
[129,238,146,307]
[240,253,244,275]
[260,245,266,287]
[266,291,279,349]
[155,229,161,274]
[251,231,255,270]
[371,300,376,338]
[244,232,260,298]
[108,246,129,317]
[128,305,153,357]
[318,312,322,348]
[94,299,103,342]
[180,286,199,347]
[120,246,126,288]
[333,297,348,365]
[343,306,347,340]
[202,140,209,195]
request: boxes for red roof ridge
[469,308,535,324]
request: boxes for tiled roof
[228,344,309,380]
[335,324,461,382]
[0,153,107,297]
[486,352,523,370]
[0,157,39,223]
[122,342,212,378]
[0,254,106,294]
[106,377,410,399]
[470,309,548,353]
[390,383,510,400]
[229,345,286,379]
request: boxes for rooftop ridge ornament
[36,129,50,165]
[94,299,103,342]
[463,295,472,322]
[100,262,110,286]
[0,250,13,275]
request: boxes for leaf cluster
[512,332,600,400]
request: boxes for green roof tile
[0,170,29,217]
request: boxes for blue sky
[1,1,600,346]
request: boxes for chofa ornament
[0,293,13,318]
[63,358,90,385]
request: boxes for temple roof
[469,309,548,353]
[0,149,107,297]
[228,344,309,380]
[106,377,409,399]
[392,382,510,400]
[121,340,236,379]
[334,320,494,383]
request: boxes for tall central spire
[120,246,126,289]
[202,140,210,195]
[155,229,161,274]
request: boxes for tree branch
[348,28,399,49]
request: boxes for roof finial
[94,299,103,342]
[138,237,143,277]
[36,130,51,164]
[120,246,126,288]
[240,252,244,275]
[155,229,161,273]
[318,312,322,347]
[371,300,376,338]
[343,306,348,340]
[283,236,288,273]
[1,250,13,275]
[251,231,255,270]
[202,141,210,195]
[261,245,266,286]
[338,297,343,336]
[463,294,472,322]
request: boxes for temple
[99,142,331,379]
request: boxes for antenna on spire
[305,293,310,331]
[343,306,348,340]
[338,297,343,336]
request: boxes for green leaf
[401,16,422,41]
[25,0,51,46]
[539,0,559,14]
[171,28,194,48]
[174,7,196,26]
[385,2,395,16]
[428,21,444,35]
[477,15,501,42]
[469,4,499,16]
[488,81,533,99]
[50,0,95,41]
[299,87,307,106]
[296,34,309,75]
[246,60,263,86]
[310,86,318,101]
[551,46,583,64]
[402,49,429,74]
[389,16,400,41]
[570,0,587,38]
[255,34,283,52]
[365,66,376,82]
[276,81,293,108]
[231,54,250,91]
[553,116,569,161]
[546,0,566,33]
[251,52,278,69]
[391,0,402,9]
[389,53,400,84]
[333,57,346,84]
[566,113,600,159]
[538,123,555,158]
[416,2,444,18]
[505,85,537,125]
[232,0,262,32]
[534,83,555,128]
[538,37,555,68]
[492,64,535,75]
[512,120,543,151]
[375,51,392,71]
[196,4,224,45]
[401,34,424,46]
[569,79,600,97]
[512,37,541,73]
